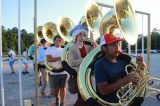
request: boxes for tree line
[2,26,160,54]
[122,28,160,51]
[2,26,34,54]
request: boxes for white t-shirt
[8,50,16,61]
[46,46,67,75]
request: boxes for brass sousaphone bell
[57,16,74,43]
[57,16,75,62]
[99,0,138,45]
[42,22,58,44]
[36,26,43,43]
[85,0,103,41]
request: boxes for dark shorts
[49,74,67,89]
[29,55,33,60]
[9,61,15,67]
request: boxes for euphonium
[77,0,149,106]
[116,59,149,105]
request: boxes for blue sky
[2,0,160,34]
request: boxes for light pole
[0,0,5,105]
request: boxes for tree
[151,28,160,50]
[2,27,34,54]
[2,28,8,53]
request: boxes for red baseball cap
[100,34,123,45]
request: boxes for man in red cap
[94,33,145,105]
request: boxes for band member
[28,39,42,86]
[8,47,16,74]
[46,35,67,106]
[94,33,145,105]
[67,24,96,106]
[68,24,96,71]
[22,47,29,74]
[37,38,49,96]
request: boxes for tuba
[77,0,149,105]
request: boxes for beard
[111,53,117,58]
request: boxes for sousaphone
[57,16,75,62]
[43,22,63,71]
[42,22,58,44]
[85,0,102,41]
[36,26,43,43]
